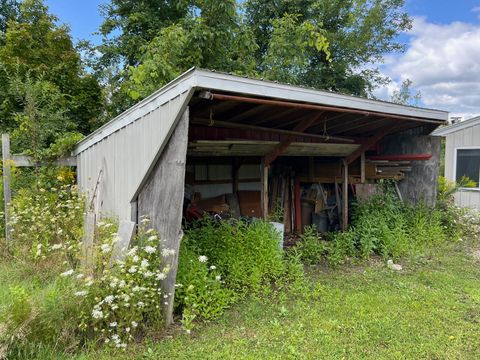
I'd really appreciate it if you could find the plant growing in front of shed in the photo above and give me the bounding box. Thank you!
[175,241,235,331]
[71,219,173,349]
[293,225,327,265]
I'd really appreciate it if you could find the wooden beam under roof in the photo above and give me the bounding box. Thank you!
[191,117,355,143]
[264,114,323,166]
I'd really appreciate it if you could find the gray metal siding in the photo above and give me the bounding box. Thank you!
[445,123,480,209]
[77,92,190,220]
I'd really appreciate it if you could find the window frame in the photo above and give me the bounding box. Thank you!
[454,146,480,191]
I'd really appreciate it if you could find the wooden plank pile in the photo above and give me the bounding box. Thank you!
[365,160,412,180]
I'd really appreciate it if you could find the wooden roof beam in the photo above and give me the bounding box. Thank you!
[264,114,323,167]
[191,117,355,143]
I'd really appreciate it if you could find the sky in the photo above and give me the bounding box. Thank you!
[45,0,480,120]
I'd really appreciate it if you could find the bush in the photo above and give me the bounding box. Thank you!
[175,242,235,331]
[324,182,461,265]
[183,218,286,294]
[175,218,302,329]
[9,174,83,265]
[294,225,327,265]
[72,219,173,349]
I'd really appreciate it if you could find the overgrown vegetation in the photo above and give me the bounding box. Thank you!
[294,180,478,267]
[175,218,303,330]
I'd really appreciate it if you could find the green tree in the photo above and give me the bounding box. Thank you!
[0,0,103,137]
[98,0,192,68]
[244,0,411,95]
[0,0,19,37]
[390,79,421,106]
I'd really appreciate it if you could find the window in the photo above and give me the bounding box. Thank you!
[456,148,480,188]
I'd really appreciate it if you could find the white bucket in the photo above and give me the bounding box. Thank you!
[270,222,285,250]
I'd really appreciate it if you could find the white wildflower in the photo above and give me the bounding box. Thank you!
[109,322,117,327]
[128,266,137,273]
[156,273,167,280]
[198,255,208,263]
[125,327,130,333]
[51,244,62,250]
[209,265,216,270]
[74,291,88,297]
[76,273,84,279]
[215,275,221,281]
[92,310,104,319]
[144,245,156,254]
[100,243,112,253]
[60,269,74,277]
[147,235,157,242]
[137,301,145,308]
[104,295,114,304]
[131,321,138,328]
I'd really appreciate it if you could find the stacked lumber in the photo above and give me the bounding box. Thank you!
[366,160,412,180]
[268,170,296,233]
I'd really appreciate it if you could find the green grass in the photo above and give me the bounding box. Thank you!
[3,242,480,359]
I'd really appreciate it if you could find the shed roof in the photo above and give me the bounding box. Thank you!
[74,68,448,155]
[432,116,480,136]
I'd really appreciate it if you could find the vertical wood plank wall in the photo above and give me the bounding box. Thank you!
[445,124,480,209]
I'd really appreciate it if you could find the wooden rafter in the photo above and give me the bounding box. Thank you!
[264,114,324,166]
[191,117,355,143]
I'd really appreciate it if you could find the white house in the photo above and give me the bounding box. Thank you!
[433,116,480,209]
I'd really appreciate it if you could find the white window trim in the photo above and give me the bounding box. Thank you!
[454,146,480,192]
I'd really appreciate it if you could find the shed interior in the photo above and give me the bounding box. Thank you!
[182,89,444,236]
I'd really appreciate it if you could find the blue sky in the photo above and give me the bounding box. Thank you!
[45,0,480,119]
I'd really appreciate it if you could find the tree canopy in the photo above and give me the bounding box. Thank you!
[96,0,411,112]
[0,0,103,155]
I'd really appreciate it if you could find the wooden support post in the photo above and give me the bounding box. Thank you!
[342,161,349,231]
[294,178,302,233]
[360,151,366,184]
[2,134,12,243]
[261,159,269,219]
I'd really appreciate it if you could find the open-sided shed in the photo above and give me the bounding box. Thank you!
[73,68,448,323]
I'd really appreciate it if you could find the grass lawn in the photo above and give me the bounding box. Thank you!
[2,241,479,359]
[73,242,480,360]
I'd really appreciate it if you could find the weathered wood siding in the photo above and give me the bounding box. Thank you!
[445,123,480,209]
[137,109,189,324]
[76,92,191,220]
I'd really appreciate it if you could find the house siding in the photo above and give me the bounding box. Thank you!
[444,123,480,210]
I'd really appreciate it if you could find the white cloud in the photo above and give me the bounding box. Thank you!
[375,17,480,121]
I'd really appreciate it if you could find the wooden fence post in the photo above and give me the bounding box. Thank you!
[2,134,12,243]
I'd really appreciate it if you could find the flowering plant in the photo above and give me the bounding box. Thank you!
[9,180,84,267]
[69,218,172,348]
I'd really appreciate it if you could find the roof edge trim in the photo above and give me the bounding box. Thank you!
[432,116,480,136]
